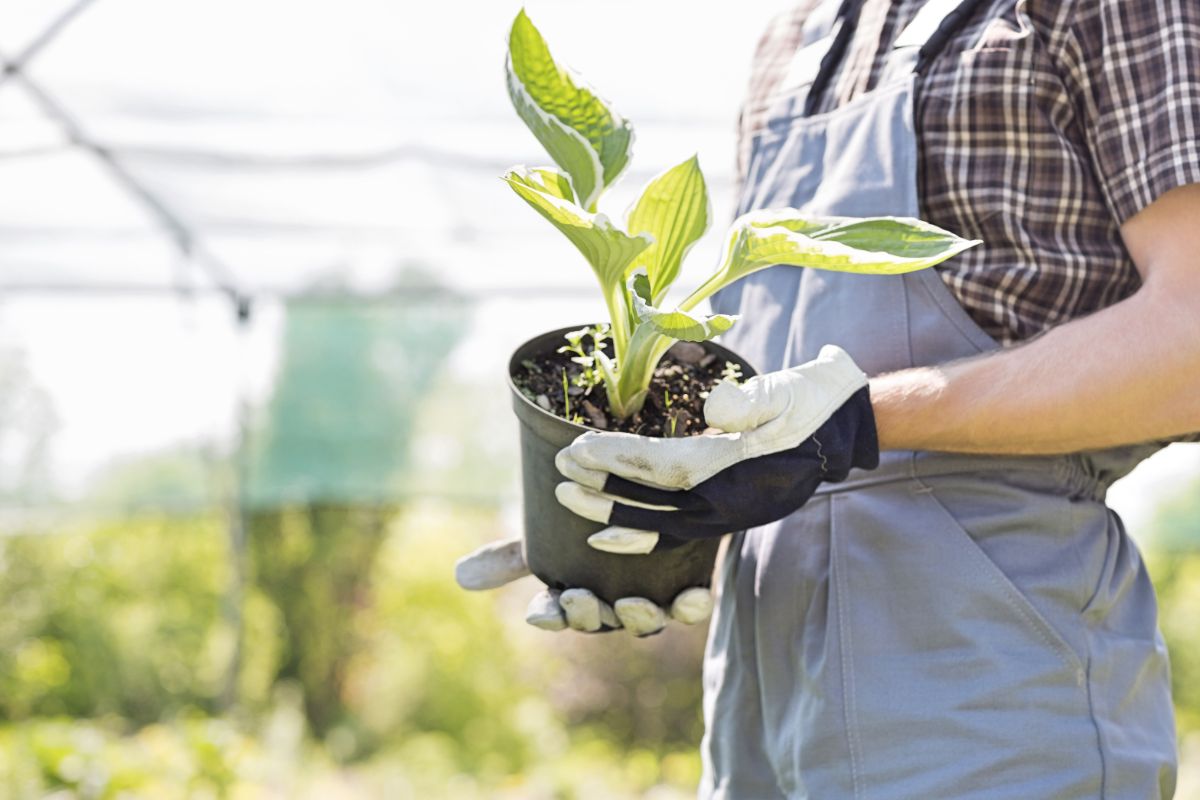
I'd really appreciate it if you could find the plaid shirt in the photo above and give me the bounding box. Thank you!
[739,0,1200,346]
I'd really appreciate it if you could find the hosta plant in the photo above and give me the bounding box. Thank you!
[505,10,977,420]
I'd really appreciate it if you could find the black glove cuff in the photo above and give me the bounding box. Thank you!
[849,384,880,471]
[812,385,880,482]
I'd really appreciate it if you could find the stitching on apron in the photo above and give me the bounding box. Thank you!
[832,499,866,799]
[1083,654,1109,799]
[914,268,998,354]
[913,474,1086,675]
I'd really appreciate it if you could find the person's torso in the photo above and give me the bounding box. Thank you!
[737,0,1144,346]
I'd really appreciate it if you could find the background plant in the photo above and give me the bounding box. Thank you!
[504,10,979,419]
[244,280,466,737]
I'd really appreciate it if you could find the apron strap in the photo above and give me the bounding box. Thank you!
[803,0,868,116]
[803,0,990,116]
[892,0,994,73]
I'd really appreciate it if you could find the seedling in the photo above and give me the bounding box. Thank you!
[720,361,743,385]
[665,389,679,437]
[505,11,978,420]
[556,324,609,394]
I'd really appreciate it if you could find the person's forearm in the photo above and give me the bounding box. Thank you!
[870,275,1200,454]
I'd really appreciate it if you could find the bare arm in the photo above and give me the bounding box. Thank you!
[871,183,1200,454]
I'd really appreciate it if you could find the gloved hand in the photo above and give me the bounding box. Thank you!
[455,537,714,636]
[555,345,879,555]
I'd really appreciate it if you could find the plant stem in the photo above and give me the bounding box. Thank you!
[604,284,631,364]
[678,268,728,312]
[609,324,674,419]
[562,368,571,421]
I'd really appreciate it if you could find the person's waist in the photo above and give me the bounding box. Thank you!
[812,449,1108,500]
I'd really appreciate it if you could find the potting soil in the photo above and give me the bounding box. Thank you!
[512,341,734,437]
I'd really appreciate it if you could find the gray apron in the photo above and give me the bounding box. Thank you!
[700,0,1178,797]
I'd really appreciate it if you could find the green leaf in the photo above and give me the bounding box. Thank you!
[507,11,633,208]
[682,211,980,310]
[507,67,601,211]
[626,155,710,302]
[504,167,651,287]
[630,270,653,304]
[631,280,737,343]
[515,166,576,202]
[638,308,736,342]
[737,210,980,273]
[747,212,978,261]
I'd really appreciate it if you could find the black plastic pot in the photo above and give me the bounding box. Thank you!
[508,324,757,607]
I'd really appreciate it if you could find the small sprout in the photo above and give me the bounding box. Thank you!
[664,389,679,436]
[558,324,611,394]
[721,361,743,385]
[588,323,611,354]
[562,326,590,347]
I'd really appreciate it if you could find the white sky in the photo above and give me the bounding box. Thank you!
[0,0,1195,534]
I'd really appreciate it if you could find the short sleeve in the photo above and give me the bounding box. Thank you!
[1055,0,1200,223]
[735,6,812,192]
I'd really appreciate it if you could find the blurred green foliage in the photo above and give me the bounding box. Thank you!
[1144,474,1200,736]
[0,716,253,800]
[0,505,707,798]
[1154,551,1200,734]
[0,516,230,722]
[246,504,391,736]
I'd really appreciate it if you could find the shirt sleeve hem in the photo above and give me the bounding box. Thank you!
[1105,139,1200,225]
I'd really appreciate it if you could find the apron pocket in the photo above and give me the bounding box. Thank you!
[831,483,1100,795]
[917,484,1086,677]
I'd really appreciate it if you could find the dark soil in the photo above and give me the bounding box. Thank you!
[512,340,736,437]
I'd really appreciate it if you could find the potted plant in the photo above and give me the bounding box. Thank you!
[504,10,976,606]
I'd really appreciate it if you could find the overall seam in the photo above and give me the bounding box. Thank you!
[832,496,866,799]
[1083,648,1109,799]
[746,533,779,800]
[915,267,998,354]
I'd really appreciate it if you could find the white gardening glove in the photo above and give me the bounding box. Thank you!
[554,345,876,555]
[454,537,714,637]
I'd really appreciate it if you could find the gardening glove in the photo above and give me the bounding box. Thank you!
[454,537,713,636]
[554,345,878,555]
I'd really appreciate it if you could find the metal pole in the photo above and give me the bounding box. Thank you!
[219,294,253,710]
